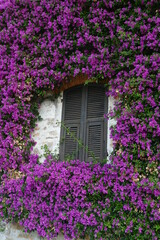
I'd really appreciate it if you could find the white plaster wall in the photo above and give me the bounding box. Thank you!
[32,94,63,162]
[107,96,116,161]
[32,94,116,163]
[1,95,116,240]
[0,222,64,240]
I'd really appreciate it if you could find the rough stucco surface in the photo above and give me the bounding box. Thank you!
[32,95,116,162]
[0,222,64,240]
[32,94,63,162]
[0,95,116,240]
[107,96,116,160]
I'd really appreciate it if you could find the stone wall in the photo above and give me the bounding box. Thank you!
[1,92,116,240]
[0,222,64,240]
[32,94,116,162]
[107,96,116,160]
[32,94,63,162]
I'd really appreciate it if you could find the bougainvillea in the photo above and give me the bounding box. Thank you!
[0,0,160,239]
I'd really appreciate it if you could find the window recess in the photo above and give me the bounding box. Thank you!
[60,84,108,162]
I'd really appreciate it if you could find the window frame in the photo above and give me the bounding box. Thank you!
[60,83,108,162]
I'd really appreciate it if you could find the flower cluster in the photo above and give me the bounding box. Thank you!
[0,0,160,239]
[0,159,159,240]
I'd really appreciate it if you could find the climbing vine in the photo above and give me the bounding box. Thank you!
[0,0,160,239]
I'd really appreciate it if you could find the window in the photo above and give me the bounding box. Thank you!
[60,84,108,162]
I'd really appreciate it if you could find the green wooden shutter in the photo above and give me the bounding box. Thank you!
[60,86,82,160]
[85,85,107,161]
[63,125,80,159]
[64,87,82,121]
[87,85,105,119]
[60,84,107,162]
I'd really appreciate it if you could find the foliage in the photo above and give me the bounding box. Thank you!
[0,0,160,239]
[0,159,159,240]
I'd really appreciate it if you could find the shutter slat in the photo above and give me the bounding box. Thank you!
[87,86,105,118]
[86,122,103,161]
[65,87,82,120]
[64,126,79,159]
